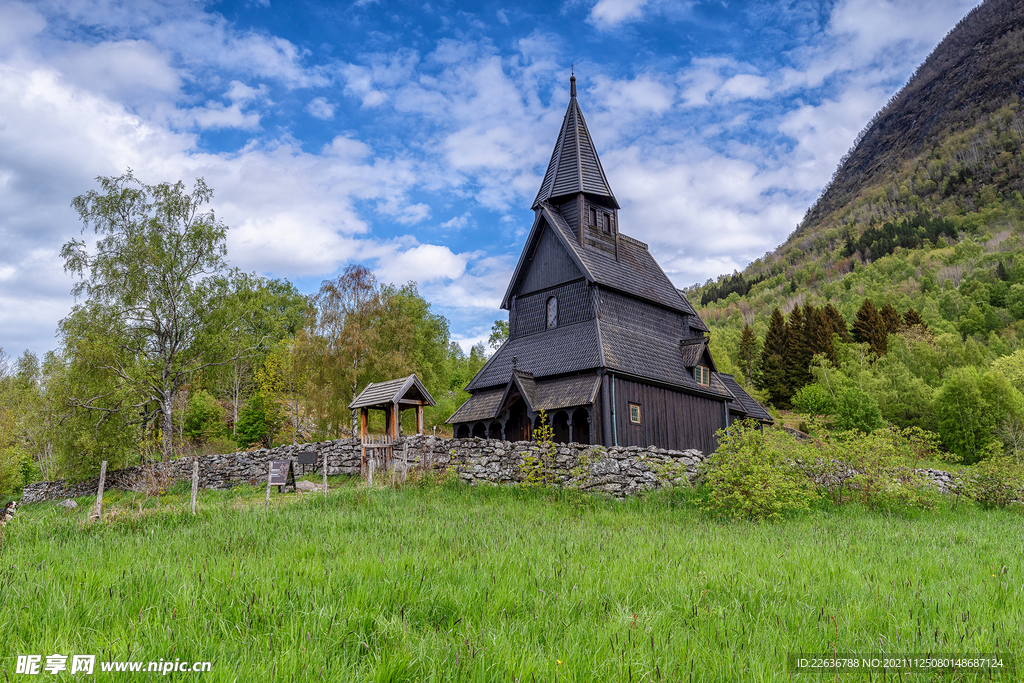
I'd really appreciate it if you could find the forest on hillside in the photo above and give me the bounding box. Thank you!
[0,173,502,493]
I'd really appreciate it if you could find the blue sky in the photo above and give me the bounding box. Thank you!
[0,0,981,357]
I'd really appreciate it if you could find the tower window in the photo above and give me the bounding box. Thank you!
[629,403,641,424]
[589,207,597,226]
[546,296,558,329]
[603,212,612,233]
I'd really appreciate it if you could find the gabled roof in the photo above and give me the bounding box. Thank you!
[717,374,773,423]
[542,205,699,315]
[447,373,604,424]
[349,374,436,409]
[467,319,602,391]
[533,76,618,209]
[600,323,732,400]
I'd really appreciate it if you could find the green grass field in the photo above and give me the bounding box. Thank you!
[1,479,1021,681]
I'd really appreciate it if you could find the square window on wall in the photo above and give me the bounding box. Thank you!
[629,403,641,424]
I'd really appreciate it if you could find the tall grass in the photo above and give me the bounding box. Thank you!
[2,481,1021,681]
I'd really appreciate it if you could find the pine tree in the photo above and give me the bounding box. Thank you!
[880,303,902,336]
[757,308,792,407]
[804,303,837,365]
[738,324,759,387]
[823,303,851,342]
[853,299,887,356]
[786,306,812,390]
[903,308,927,329]
[997,260,1009,281]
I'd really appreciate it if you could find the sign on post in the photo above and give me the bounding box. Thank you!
[296,450,317,475]
[268,459,296,493]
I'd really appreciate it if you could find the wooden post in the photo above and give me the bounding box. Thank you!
[416,405,424,435]
[190,460,199,516]
[368,457,374,488]
[93,460,107,521]
[359,408,368,440]
[392,403,400,440]
[402,439,409,483]
[265,464,273,510]
[322,451,327,500]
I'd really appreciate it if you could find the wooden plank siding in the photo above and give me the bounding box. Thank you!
[603,376,726,453]
[519,225,582,294]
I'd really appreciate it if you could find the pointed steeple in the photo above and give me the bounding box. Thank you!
[533,75,619,210]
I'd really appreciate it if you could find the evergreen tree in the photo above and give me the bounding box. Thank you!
[853,299,888,356]
[737,324,759,387]
[756,308,792,407]
[786,306,813,390]
[997,260,1009,281]
[804,303,837,365]
[903,308,927,329]
[880,303,902,337]
[823,303,851,342]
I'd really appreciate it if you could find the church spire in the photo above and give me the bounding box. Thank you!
[532,75,619,210]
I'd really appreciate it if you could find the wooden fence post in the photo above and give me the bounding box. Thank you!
[368,457,374,488]
[265,464,273,510]
[93,460,107,521]
[190,460,199,516]
[322,451,327,500]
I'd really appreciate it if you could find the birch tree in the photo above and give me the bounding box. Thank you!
[60,170,250,462]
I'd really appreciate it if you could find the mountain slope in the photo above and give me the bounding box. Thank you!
[804,0,1024,231]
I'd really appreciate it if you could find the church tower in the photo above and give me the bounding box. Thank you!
[448,76,771,450]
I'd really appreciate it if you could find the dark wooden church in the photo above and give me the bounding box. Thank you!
[448,76,771,452]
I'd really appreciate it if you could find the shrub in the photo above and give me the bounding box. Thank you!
[835,386,884,432]
[235,393,283,448]
[955,444,1024,507]
[0,445,27,494]
[183,390,225,443]
[792,383,836,424]
[698,421,819,521]
[816,426,942,510]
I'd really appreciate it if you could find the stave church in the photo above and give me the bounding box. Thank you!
[447,76,771,452]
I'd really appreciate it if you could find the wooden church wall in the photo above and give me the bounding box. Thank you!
[609,377,725,453]
[519,225,581,295]
[511,279,593,337]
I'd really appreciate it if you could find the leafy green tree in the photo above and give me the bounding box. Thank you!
[488,320,509,350]
[60,171,258,461]
[932,367,1024,463]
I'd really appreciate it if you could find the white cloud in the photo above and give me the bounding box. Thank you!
[306,96,335,120]
[588,0,649,28]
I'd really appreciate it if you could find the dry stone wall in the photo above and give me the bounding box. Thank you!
[19,436,965,505]
[20,437,706,503]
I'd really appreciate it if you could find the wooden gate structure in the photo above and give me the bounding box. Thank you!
[349,374,436,440]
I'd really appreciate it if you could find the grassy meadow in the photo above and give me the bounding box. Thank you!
[1,479,1021,682]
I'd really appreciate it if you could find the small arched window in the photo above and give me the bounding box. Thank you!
[546,296,558,329]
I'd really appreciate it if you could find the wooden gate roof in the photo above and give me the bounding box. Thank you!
[349,374,436,410]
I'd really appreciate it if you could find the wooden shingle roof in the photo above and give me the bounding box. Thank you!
[717,374,773,423]
[349,374,436,409]
[533,76,618,209]
[447,373,603,424]
[466,320,602,391]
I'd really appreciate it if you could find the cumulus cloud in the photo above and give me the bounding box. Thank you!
[306,96,335,119]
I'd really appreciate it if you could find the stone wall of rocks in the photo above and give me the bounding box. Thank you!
[19,435,966,505]
[20,437,706,503]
